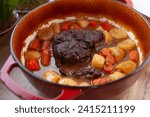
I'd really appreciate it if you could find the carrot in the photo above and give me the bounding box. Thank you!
[103,63,114,73]
[61,21,72,30]
[89,20,99,28]
[101,21,113,31]
[129,50,139,62]
[101,48,111,57]
[91,77,109,85]
[41,49,51,66]
[40,41,50,51]
[105,55,116,65]
[28,38,40,50]
[26,58,40,71]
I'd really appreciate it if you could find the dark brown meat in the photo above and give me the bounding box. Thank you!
[52,29,104,79]
[53,30,103,66]
[60,67,102,79]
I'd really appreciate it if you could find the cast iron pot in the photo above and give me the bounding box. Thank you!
[1,0,150,100]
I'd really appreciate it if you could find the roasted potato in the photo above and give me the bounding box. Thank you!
[79,82,90,86]
[24,51,41,60]
[38,27,54,41]
[51,23,60,34]
[109,71,125,81]
[115,60,137,74]
[58,78,78,86]
[110,28,128,39]
[77,19,89,28]
[109,47,125,62]
[103,30,113,44]
[117,39,136,50]
[42,70,62,83]
[91,54,105,70]
[96,26,104,31]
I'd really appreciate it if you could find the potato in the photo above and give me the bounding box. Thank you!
[117,39,136,50]
[91,54,105,70]
[115,60,137,74]
[51,23,60,34]
[77,19,89,28]
[58,78,78,86]
[110,28,128,39]
[79,82,90,86]
[24,51,41,60]
[109,71,125,81]
[96,26,104,31]
[38,27,54,41]
[42,70,61,83]
[103,30,113,44]
[109,47,125,62]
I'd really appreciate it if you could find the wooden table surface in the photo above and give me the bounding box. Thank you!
[0,15,150,100]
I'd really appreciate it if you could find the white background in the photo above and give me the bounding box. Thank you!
[133,0,150,16]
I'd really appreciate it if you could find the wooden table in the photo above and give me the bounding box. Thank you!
[0,27,150,100]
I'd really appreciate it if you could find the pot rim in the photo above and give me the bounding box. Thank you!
[10,0,150,89]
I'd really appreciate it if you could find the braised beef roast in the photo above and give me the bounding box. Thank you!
[52,30,104,79]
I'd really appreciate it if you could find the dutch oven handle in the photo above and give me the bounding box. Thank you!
[0,56,81,100]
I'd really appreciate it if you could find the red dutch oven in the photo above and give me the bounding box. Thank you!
[0,0,150,100]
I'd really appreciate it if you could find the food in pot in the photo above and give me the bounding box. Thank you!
[21,17,143,86]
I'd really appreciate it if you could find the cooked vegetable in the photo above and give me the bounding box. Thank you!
[91,54,105,70]
[109,71,125,81]
[70,23,80,30]
[40,41,50,51]
[79,82,90,86]
[77,19,89,28]
[38,27,54,41]
[24,51,41,60]
[103,63,114,73]
[96,26,104,31]
[91,77,109,85]
[41,49,51,66]
[117,39,136,50]
[51,23,60,34]
[61,21,72,30]
[110,28,128,39]
[26,58,40,71]
[42,70,61,83]
[89,20,99,28]
[101,48,111,57]
[101,21,113,31]
[103,30,113,44]
[109,47,125,62]
[58,78,78,86]
[129,50,139,62]
[105,55,116,65]
[28,38,40,50]
[115,60,137,74]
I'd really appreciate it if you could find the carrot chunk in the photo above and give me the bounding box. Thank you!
[105,55,116,65]
[89,20,99,28]
[101,21,113,31]
[26,58,40,71]
[91,77,109,85]
[61,21,72,30]
[41,49,51,66]
[129,50,139,62]
[40,41,50,51]
[28,38,40,50]
[103,63,114,73]
[101,48,111,57]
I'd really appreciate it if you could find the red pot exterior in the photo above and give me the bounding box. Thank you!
[10,0,150,99]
